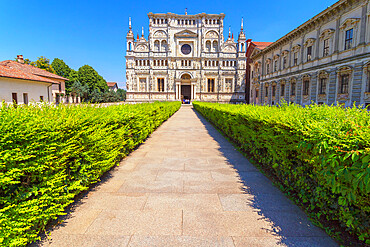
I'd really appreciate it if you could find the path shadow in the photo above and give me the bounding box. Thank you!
[191,108,338,247]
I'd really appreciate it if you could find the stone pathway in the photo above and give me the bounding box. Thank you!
[35,106,338,247]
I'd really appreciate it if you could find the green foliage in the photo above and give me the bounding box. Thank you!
[69,81,89,101]
[0,102,181,246]
[30,56,55,74]
[116,88,126,101]
[78,65,108,93]
[193,102,370,245]
[51,58,71,78]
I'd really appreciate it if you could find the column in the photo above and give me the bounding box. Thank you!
[359,4,368,45]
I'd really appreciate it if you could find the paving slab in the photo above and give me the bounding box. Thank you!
[36,106,338,247]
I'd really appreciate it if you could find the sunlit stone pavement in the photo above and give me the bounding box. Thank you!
[33,105,338,247]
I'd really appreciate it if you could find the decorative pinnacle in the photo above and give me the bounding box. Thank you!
[241,17,243,31]
[185,8,188,15]
[141,26,144,37]
[228,26,231,38]
[129,17,132,29]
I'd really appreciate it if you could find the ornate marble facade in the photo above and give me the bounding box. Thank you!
[249,0,370,108]
[125,12,247,103]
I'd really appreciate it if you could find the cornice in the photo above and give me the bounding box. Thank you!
[252,0,365,59]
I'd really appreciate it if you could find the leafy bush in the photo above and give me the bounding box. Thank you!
[193,101,370,244]
[0,102,180,246]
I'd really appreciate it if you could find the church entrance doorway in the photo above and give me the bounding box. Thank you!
[180,73,192,103]
[181,85,191,101]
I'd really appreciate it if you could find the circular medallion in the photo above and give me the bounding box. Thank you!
[181,44,192,55]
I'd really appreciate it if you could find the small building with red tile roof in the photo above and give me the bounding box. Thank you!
[0,55,68,104]
[107,82,118,92]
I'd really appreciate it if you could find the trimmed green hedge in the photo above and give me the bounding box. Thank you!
[193,102,370,244]
[0,102,180,246]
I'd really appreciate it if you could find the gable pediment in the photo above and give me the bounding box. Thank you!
[175,30,198,38]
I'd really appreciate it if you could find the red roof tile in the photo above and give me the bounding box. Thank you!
[252,42,273,50]
[107,82,118,87]
[0,60,68,84]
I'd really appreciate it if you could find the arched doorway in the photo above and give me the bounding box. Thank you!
[181,73,191,103]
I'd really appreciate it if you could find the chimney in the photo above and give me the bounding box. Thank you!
[17,55,24,64]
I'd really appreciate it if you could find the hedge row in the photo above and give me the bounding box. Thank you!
[193,102,370,245]
[0,102,181,246]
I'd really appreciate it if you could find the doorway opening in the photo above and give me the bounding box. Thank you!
[181,74,191,104]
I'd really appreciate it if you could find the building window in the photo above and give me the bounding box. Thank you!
[272,85,276,97]
[291,82,296,96]
[208,79,215,92]
[12,93,17,104]
[255,89,259,98]
[367,71,370,92]
[157,78,164,92]
[266,63,270,74]
[319,78,327,94]
[274,60,278,72]
[225,78,232,93]
[40,96,44,102]
[281,84,285,96]
[323,39,329,57]
[23,93,28,105]
[345,29,353,50]
[339,74,349,94]
[265,86,268,97]
[139,78,146,92]
[307,46,312,61]
[303,80,310,96]
[293,52,298,66]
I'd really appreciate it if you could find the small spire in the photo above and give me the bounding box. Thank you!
[228,26,231,38]
[129,17,132,30]
[241,17,243,31]
[232,33,234,39]
[141,27,144,37]
[185,8,188,15]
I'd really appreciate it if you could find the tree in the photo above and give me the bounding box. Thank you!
[116,88,126,101]
[31,56,55,73]
[90,88,103,103]
[51,58,71,78]
[69,81,89,102]
[78,65,108,93]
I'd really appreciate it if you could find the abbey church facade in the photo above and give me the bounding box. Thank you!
[125,12,247,103]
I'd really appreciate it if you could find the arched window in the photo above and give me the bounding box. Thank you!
[240,43,244,52]
[161,40,167,52]
[206,41,211,52]
[128,42,132,51]
[303,77,310,96]
[212,41,218,52]
[154,40,160,52]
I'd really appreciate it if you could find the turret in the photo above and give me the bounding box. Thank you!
[238,18,246,52]
[126,17,134,51]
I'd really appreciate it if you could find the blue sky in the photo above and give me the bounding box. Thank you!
[0,0,338,89]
